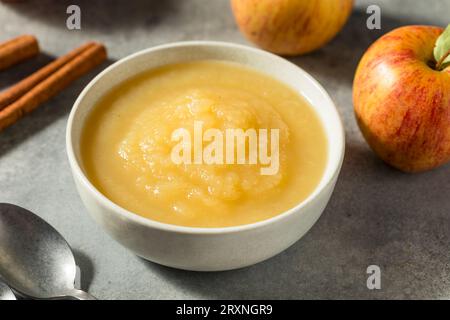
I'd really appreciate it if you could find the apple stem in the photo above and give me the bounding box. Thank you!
[436,49,450,70]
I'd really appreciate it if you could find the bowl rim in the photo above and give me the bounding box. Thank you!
[66,40,345,235]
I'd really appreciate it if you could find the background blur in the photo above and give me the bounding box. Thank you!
[0,0,449,299]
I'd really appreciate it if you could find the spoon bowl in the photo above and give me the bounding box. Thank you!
[0,203,95,300]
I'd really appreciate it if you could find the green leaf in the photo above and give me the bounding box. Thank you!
[434,24,450,70]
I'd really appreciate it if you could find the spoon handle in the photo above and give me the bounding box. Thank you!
[67,289,97,300]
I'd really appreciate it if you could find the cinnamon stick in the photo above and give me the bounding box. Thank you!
[0,42,107,132]
[0,35,39,71]
[0,42,95,111]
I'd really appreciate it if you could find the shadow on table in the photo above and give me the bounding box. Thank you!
[0,53,54,92]
[2,0,178,31]
[0,57,114,158]
[141,139,450,299]
[73,249,95,292]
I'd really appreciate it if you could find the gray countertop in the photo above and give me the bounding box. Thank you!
[1,0,449,300]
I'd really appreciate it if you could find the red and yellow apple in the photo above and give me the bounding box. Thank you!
[231,0,354,56]
[353,25,450,172]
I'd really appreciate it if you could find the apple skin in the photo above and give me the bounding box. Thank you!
[353,25,450,173]
[231,0,354,56]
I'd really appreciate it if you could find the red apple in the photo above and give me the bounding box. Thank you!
[231,0,354,56]
[353,25,450,172]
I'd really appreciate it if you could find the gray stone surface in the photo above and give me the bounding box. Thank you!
[0,0,449,300]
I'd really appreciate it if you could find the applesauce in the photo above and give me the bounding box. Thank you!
[81,60,327,228]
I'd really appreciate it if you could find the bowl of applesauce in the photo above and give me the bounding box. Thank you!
[66,41,345,271]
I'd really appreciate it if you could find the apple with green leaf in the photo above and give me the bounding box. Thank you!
[353,25,450,172]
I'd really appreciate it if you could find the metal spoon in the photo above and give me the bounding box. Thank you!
[0,279,16,300]
[0,203,96,300]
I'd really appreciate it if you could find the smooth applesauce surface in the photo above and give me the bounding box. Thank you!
[81,60,327,227]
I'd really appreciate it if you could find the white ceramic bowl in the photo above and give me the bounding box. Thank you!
[66,41,345,271]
